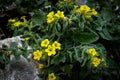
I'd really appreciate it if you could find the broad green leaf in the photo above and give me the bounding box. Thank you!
[31,10,46,26]
[73,27,99,44]
[99,27,112,40]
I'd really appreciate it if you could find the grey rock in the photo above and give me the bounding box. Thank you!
[0,56,42,80]
[0,36,23,48]
[0,36,42,80]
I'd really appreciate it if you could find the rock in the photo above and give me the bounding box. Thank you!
[0,57,41,80]
[0,36,42,80]
[0,36,23,48]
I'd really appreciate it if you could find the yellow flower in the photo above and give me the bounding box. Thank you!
[91,57,101,67]
[48,73,56,80]
[21,16,26,20]
[13,21,22,27]
[47,17,55,24]
[8,18,16,23]
[45,45,56,56]
[46,10,65,23]
[33,50,42,61]
[87,48,99,57]
[24,37,30,41]
[76,5,98,19]
[47,11,54,18]
[79,5,91,14]
[91,9,98,15]
[38,64,44,69]
[52,41,61,50]
[41,39,50,47]
[47,11,55,23]
[55,10,65,19]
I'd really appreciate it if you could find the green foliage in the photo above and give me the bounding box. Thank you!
[31,10,46,26]
[0,45,11,69]
[0,41,31,69]
[86,0,120,41]
[1,0,120,80]
[73,27,99,43]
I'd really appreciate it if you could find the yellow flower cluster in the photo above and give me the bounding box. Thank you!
[48,73,56,80]
[47,11,55,24]
[8,18,22,27]
[47,10,65,24]
[91,57,104,67]
[41,39,61,56]
[87,48,105,67]
[13,21,23,27]
[8,18,16,23]
[87,48,99,57]
[8,16,26,27]
[33,39,61,61]
[75,5,98,19]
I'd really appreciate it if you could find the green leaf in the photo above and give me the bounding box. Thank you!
[73,27,99,44]
[74,47,80,61]
[63,64,73,74]
[67,50,74,62]
[51,53,66,65]
[99,27,112,40]
[31,9,46,26]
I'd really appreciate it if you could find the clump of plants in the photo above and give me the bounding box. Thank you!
[0,0,120,80]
